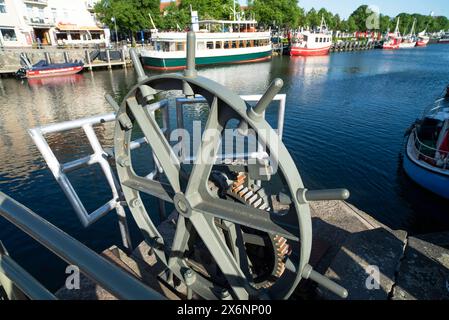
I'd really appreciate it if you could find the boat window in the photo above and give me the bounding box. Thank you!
[162,42,170,52]
[315,37,318,43]
[206,41,214,49]
[231,41,237,48]
[246,40,252,47]
[215,41,222,49]
[197,41,205,50]
[239,40,244,48]
[224,41,230,49]
[176,42,184,51]
[417,118,444,158]
[254,40,259,46]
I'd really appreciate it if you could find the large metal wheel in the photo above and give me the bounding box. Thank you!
[114,73,312,300]
[113,36,348,300]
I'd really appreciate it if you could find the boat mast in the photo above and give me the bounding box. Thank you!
[394,17,400,37]
[410,18,416,37]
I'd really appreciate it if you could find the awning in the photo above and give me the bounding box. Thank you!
[56,24,103,32]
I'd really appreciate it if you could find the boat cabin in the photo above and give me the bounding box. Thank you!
[414,99,449,168]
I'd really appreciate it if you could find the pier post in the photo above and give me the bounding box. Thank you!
[106,50,111,69]
[44,52,51,64]
[85,50,92,71]
[63,52,69,63]
[121,48,126,68]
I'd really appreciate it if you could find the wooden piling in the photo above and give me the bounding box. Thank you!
[85,49,92,71]
[106,50,111,69]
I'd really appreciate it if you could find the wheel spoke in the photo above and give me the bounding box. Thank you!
[168,215,191,267]
[194,197,299,242]
[189,211,251,300]
[127,97,181,193]
[121,174,174,203]
[185,96,223,199]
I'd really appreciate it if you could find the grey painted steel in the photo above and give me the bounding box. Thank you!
[184,32,197,78]
[0,241,28,300]
[304,189,350,202]
[251,78,284,118]
[105,93,120,112]
[130,48,146,82]
[302,264,348,298]
[112,33,348,300]
[114,58,308,300]
[0,253,56,300]
[0,191,165,300]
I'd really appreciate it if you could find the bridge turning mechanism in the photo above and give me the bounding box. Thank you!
[113,32,349,300]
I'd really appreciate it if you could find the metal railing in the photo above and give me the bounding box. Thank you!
[28,94,286,242]
[28,99,170,252]
[0,192,164,300]
[411,130,449,170]
[421,97,449,118]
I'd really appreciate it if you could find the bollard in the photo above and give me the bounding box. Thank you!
[184,32,197,78]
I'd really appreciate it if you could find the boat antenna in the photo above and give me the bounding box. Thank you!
[148,13,157,31]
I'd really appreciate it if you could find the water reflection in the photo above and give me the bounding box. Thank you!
[1,46,449,290]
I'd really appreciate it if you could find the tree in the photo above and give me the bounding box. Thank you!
[160,2,190,30]
[250,0,304,28]
[179,0,237,21]
[305,8,320,29]
[94,0,160,43]
[348,5,371,31]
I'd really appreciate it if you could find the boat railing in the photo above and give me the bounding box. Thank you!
[422,97,449,117]
[411,130,449,170]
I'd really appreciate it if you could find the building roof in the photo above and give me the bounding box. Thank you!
[160,0,180,11]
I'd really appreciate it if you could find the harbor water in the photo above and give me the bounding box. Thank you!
[1,45,449,291]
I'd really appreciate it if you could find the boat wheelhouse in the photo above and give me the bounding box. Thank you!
[140,19,272,71]
[416,30,430,47]
[290,17,332,56]
[404,87,449,199]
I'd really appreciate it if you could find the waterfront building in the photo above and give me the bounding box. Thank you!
[0,0,107,47]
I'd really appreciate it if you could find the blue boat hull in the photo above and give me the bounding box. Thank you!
[403,152,449,199]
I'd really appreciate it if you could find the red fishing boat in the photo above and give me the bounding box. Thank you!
[290,17,332,57]
[383,17,401,50]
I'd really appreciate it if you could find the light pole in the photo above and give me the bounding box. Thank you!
[111,17,118,48]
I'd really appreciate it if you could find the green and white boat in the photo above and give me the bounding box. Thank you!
[141,14,272,71]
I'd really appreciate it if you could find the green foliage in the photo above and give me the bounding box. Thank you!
[94,0,159,32]
[251,0,304,28]
[94,0,449,34]
[179,0,237,21]
[160,2,190,30]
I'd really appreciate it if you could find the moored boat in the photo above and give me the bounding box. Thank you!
[140,12,271,71]
[416,30,430,47]
[383,18,402,50]
[439,32,449,43]
[16,60,84,79]
[399,18,417,49]
[403,86,449,199]
[290,16,332,56]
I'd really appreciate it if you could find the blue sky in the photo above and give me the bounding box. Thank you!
[296,0,448,19]
[162,1,449,19]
